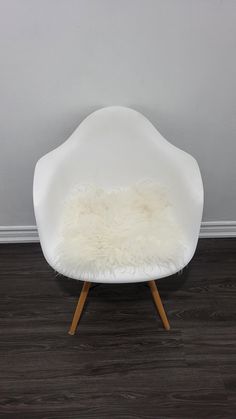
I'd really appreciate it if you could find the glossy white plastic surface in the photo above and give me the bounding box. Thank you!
[33,106,203,283]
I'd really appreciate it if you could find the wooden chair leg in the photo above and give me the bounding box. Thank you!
[68,281,91,335]
[148,280,170,330]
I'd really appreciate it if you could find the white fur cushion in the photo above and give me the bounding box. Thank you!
[54,181,187,279]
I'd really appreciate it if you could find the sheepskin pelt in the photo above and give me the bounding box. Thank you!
[54,181,187,279]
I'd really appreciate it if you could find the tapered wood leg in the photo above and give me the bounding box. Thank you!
[148,280,170,330]
[68,281,91,335]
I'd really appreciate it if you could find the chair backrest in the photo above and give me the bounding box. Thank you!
[52,106,192,188]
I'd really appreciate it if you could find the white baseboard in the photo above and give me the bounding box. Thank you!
[0,221,236,243]
[200,221,236,238]
[0,226,39,243]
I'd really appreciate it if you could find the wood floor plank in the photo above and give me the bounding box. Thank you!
[0,239,236,418]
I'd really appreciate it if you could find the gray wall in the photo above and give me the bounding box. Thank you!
[0,0,236,226]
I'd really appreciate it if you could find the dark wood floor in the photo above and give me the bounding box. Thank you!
[0,239,236,418]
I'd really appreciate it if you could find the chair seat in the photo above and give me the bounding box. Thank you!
[52,181,190,282]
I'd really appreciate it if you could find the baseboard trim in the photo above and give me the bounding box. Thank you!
[0,226,39,243]
[200,221,236,238]
[0,221,236,243]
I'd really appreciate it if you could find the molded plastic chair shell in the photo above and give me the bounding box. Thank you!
[33,106,203,283]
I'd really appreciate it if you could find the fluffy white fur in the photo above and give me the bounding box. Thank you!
[54,181,187,279]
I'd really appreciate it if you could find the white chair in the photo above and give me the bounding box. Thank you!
[33,106,203,334]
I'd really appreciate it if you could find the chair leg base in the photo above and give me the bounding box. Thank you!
[148,280,170,330]
[68,280,170,335]
[68,281,91,335]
